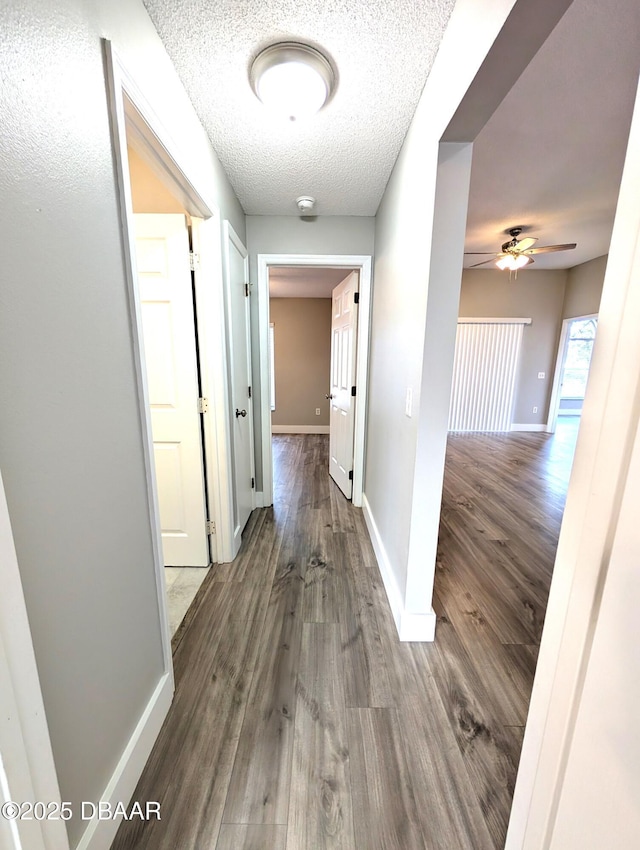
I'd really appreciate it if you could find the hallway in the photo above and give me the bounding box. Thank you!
[112,429,575,850]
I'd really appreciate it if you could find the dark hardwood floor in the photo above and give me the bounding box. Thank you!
[111,422,578,850]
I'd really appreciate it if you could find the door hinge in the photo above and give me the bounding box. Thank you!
[354,291,360,304]
[351,386,357,397]
[198,397,209,414]
[348,470,353,481]
[244,282,250,297]
[189,251,200,271]
[251,477,255,489]
[206,520,216,535]
[248,385,252,398]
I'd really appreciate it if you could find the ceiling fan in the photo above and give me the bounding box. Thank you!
[466,226,577,272]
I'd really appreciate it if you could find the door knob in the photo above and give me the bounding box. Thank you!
[235,408,247,418]
[325,394,334,400]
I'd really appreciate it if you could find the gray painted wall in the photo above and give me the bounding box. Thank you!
[246,215,375,489]
[459,268,567,425]
[0,0,244,845]
[563,254,607,319]
[363,0,567,622]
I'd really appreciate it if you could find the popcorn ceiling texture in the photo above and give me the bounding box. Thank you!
[142,0,456,215]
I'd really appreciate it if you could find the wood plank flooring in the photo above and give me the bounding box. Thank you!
[111,423,577,850]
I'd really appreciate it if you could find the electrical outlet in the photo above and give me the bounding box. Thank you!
[405,387,413,417]
[315,408,321,416]
[538,372,545,379]
[533,406,538,414]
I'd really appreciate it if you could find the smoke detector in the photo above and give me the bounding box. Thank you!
[296,196,316,214]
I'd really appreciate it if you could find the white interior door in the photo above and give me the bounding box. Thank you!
[134,214,209,567]
[329,271,359,498]
[224,223,255,548]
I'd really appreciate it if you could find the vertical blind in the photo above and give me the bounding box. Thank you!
[448,318,531,432]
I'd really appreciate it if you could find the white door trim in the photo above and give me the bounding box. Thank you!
[0,469,70,850]
[190,217,236,563]
[105,38,236,572]
[97,38,235,850]
[257,253,372,507]
[546,313,598,433]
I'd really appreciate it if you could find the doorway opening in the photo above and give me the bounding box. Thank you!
[257,254,372,508]
[126,149,212,635]
[430,0,640,842]
[105,42,239,659]
[547,314,598,432]
[269,266,359,499]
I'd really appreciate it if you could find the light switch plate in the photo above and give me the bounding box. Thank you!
[405,387,413,417]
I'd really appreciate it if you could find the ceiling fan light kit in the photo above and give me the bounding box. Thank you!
[465,225,577,276]
[250,42,336,121]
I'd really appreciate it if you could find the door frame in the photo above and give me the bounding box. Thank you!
[257,253,373,507]
[546,313,598,433]
[105,41,237,635]
[223,222,256,555]
[0,469,70,850]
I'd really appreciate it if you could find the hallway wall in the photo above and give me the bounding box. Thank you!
[365,0,572,639]
[0,0,245,846]
[246,215,375,489]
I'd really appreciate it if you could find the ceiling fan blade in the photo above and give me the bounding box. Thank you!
[514,236,537,251]
[468,258,499,268]
[463,252,499,255]
[526,243,577,255]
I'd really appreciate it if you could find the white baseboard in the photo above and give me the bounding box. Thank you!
[362,495,436,642]
[511,424,547,432]
[271,425,330,434]
[76,672,173,850]
[255,491,264,508]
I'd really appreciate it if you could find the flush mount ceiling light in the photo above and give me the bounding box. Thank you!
[250,42,336,121]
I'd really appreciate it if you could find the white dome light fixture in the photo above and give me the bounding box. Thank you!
[250,42,336,121]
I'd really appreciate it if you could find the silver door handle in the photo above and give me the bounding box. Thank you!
[235,408,247,418]
[325,394,334,400]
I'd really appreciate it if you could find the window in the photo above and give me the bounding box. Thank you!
[562,317,597,399]
[269,323,275,411]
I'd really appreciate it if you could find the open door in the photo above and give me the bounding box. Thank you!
[134,214,209,567]
[328,271,359,498]
[223,222,255,550]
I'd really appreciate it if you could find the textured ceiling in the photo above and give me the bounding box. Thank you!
[464,0,640,269]
[269,266,352,298]
[142,0,456,215]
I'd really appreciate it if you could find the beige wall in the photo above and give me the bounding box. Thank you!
[459,268,567,425]
[563,254,607,319]
[128,145,187,213]
[270,298,332,429]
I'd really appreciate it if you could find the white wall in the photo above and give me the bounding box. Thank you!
[0,1,244,846]
[246,215,375,489]
[547,412,640,849]
[365,0,531,636]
